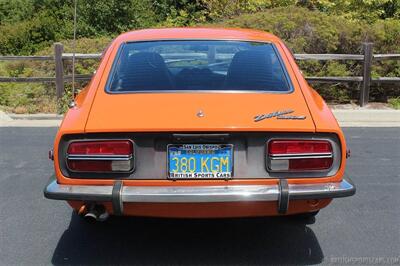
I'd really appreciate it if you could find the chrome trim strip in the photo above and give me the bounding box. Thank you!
[44,177,355,203]
[44,180,113,201]
[67,154,132,161]
[289,178,355,199]
[107,90,292,94]
[270,152,333,158]
[121,184,277,202]
[270,154,333,160]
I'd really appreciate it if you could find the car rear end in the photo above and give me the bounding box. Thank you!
[44,28,355,219]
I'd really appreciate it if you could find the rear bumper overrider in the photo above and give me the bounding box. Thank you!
[44,176,355,214]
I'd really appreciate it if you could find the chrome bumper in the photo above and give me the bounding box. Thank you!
[44,176,355,214]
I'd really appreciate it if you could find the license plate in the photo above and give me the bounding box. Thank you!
[167,144,233,179]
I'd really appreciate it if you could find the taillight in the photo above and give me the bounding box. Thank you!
[66,140,134,173]
[267,139,333,172]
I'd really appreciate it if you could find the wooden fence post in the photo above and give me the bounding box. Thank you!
[54,43,64,100]
[360,42,373,107]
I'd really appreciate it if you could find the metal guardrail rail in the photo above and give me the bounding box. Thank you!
[0,42,399,106]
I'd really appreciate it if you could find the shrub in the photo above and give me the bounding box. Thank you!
[216,6,399,103]
[388,97,400,109]
[0,37,113,113]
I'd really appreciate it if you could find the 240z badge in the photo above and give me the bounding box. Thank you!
[254,109,306,122]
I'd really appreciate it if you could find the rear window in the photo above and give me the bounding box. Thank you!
[106,40,292,93]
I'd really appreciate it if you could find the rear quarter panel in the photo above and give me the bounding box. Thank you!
[277,41,347,183]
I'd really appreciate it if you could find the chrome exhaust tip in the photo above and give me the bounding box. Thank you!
[84,212,98,222]
[81,204,109,222]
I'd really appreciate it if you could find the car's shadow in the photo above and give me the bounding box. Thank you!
[52,212,323,265]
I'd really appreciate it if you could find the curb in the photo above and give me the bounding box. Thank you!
[0,111,13,122]
[333,110,400,127]
[8,113,63,120]
[332,109,400,123]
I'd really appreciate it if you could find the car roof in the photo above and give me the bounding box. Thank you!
[114,27,281,44]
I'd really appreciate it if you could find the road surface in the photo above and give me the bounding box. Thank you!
[0,127,399,265]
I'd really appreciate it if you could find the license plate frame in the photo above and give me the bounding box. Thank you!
[167,144,234,179]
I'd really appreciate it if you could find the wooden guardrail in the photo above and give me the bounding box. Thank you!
[0,42,399,106]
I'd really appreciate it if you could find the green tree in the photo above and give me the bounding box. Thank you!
[0,0,34,25]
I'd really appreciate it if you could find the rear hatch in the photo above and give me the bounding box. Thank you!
[84,92,315,132]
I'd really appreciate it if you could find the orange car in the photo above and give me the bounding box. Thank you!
[44,28,355,221]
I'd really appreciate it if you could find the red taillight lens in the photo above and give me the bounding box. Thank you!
[289,158,333,171]
[66,140,134,173]
[68,160,113,172]
[67,140,133,155]
[268,140,332,155]
[268,139,333,172]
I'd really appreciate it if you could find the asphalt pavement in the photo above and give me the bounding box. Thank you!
[0,127,399,265]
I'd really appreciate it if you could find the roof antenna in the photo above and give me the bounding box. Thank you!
[69,0,78,108]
